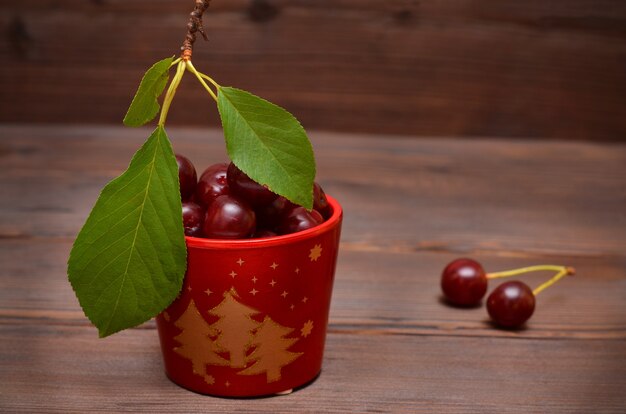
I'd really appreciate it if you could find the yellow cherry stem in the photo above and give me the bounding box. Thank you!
[185,60,219,102]
[532,266,575,296]
[487,265,567,279]
[158,61,186,126]
[487,264,575,296]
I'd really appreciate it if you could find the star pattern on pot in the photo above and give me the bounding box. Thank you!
[301,320,314,337]
[204,375,215,385]
[309,244,322,261]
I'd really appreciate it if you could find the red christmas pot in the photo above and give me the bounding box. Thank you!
[156,196,343,397]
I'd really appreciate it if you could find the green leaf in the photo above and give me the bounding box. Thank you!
[123,57,174,127]
[67,126,186,337]
[217,87,316,209]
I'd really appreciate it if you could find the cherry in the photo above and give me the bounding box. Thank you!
[309,209,324,224]
[313,182,331,219]
[441,258,488,306]
[277,207,324,235]
[487,281,535,328]
[194,163,229,207]
[175,154,197,200]
[254,229,278,238]
[202,195,256,239]
[255,196,293,229]
[487,266,574,328]
[182,201,205,237]
[227,163,277,208]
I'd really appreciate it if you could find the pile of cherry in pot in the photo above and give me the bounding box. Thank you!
[176,155,331,239]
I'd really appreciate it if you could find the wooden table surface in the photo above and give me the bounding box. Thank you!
[1,125,625,413]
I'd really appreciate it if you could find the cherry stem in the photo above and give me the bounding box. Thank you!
[487,265,567,279]
[158,61,186,126]
[197,71,221,90]
[532,267,575,296]
[180,0,211,61]
[185,60,218,102]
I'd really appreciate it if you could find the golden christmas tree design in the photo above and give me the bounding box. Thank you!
[172,285,308,384]
[238,316,303,383]
[173,300,229,384]
[208,288,261,368]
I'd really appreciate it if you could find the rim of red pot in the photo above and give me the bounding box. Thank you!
[185,195,343,250]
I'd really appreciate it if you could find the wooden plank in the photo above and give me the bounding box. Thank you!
[1,1,625,139]
[1,238,624,340]
[0,323,624,413]
[1,125,625,256]
[1,124,625,412]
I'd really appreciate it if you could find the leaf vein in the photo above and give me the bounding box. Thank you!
[100,131,161,335]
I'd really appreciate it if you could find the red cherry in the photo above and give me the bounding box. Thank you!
[487,281,536,328]
[182,201,204,237]
[277,207,323,235]
[227,163,277,208]
[313,182,331,218]
[194,163,229,207]
[255,196,293,229]
[202,195,256,239]
[441,258,488,306]
[309,209,324,224]
[175,154,197,200]
[254,229,278,238]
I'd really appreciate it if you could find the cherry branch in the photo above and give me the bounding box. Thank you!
[181,0,211,61]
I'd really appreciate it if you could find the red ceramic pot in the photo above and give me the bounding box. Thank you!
[156,196,342,397]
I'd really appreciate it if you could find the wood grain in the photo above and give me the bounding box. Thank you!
[1,1,625,140]
[1,238,624,340]
[1,324,625,413]
[1,125,625,255]
[0,125,625,412]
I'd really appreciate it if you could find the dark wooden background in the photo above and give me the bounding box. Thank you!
[1,0,626,141]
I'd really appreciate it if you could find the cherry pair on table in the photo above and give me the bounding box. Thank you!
[441,258,574,328]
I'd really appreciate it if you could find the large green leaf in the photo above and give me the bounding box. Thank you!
[217,87,316,209]
[68,126,186,337]
[123,57,174,127]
